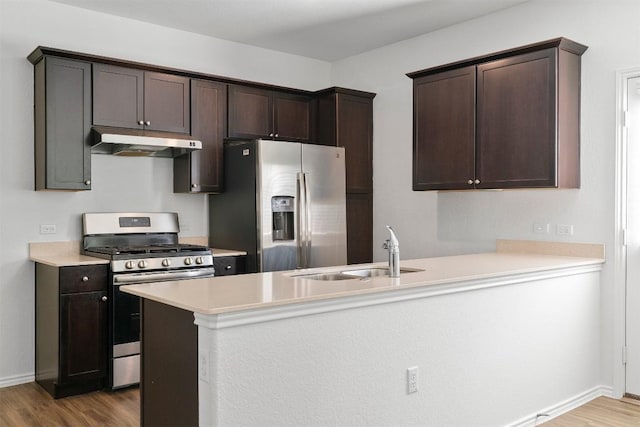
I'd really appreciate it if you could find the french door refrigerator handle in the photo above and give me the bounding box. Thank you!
[296,172,306,269]
[303,172,312,268]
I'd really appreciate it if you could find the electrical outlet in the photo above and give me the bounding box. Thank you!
[533,223,550,234]
[199,350,209,383]
[557,224,574,236]
[39,224,57,234]
[407,366,418,394]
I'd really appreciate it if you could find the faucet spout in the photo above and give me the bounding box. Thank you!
[385,226,400,278]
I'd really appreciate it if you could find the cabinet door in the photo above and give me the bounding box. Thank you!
[273,92,313,142]
[174,80,226,193]
[413,67,476,190]
[144,72,190,133]
[337,94,373,193]
[93,64,144,129]
[59,291,107,384]
[35,57,92,190]
[228,85,272,139]
[346,193,373,264]
[476,48,556,188]
[213,255,246,276]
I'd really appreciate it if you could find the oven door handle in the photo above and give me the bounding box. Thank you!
[113,268,216,284]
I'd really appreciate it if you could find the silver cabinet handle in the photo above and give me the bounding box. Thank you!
[467,179,473,185]
[192,184,198,188]
[269,133,274,137]
[137,120,144,125]
[101,296,108,302]
[225,265,232,270]
[145,120,151,126]
[274,134,279,138]
[82,276,89,282]
[474,179,480,184]
[84,180,91,185]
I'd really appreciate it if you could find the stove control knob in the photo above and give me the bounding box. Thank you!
[138,260,148,269]
[162,259,171,267]
[125,261,135,270]
[195,257,203,265]
[184,257,193,266]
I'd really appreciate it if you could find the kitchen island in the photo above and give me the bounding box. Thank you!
[122,240,605,426]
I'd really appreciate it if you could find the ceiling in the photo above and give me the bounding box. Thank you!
[50,0,529,61]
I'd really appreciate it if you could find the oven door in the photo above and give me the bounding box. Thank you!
[111,278,142,389]
[109,267,216,389]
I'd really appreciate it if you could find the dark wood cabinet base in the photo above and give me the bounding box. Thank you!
[141,299,198,427]
[36,378,105,399]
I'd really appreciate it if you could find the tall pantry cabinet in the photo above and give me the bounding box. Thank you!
[316,88,376,264]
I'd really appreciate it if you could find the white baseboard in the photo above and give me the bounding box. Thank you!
[0,373,35,388]
[508,385,613,427]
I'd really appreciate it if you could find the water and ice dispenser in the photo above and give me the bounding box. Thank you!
[271,196,294,241]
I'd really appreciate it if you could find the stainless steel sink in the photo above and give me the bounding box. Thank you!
[292,272,355,281]
[292,267,424,281]
[341,267,424,278]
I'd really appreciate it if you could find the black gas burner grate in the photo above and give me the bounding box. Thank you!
[86,243,209,257]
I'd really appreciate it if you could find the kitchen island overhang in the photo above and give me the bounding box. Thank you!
[123,240,605,426]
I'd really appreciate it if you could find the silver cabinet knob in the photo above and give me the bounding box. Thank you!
[225,265,232,270]
[192,184,198,189]
[82,276,89,282]
[84,180,91,185]
[145,120,151,126]
[138,120,144,125]
[101,296,108,302]
[474,179,480,184]
[274,134,278,138]
[269,133,274,137]
[468,180,473,185]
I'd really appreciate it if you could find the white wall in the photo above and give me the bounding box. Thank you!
[199,270,602,426]
[331,0,640,396]
[0,0,330,384]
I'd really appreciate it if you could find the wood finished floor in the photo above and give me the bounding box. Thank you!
[1,383,640,426]
[0,382,139,426]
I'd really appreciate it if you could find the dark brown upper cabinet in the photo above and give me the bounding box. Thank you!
[93,64,190,134]
[316,88,375,193]
[408,38,587,191]
[174,80,227,193]
[228,85,313,142]
[33,56,92,191]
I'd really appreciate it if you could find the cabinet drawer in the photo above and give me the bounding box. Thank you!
[60,265,108,294]
[214,256,246,276]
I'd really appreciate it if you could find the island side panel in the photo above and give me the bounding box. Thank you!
[141,299,198,427]
[197,270,601,426]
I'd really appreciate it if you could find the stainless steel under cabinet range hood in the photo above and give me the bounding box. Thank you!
[91,126,202,158]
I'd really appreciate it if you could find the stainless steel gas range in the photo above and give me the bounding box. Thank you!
[81,212,215,389]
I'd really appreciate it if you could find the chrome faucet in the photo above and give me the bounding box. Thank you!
[383,226,400,278]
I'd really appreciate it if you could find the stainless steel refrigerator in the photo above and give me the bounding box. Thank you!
[209,139,347,273]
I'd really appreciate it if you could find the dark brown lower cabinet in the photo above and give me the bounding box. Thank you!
[140,256,245,426]
[213,255,246,276]
[35,263,108,398]
[141,299,198,427]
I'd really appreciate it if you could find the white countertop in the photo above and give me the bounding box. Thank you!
[121,240,605,316]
